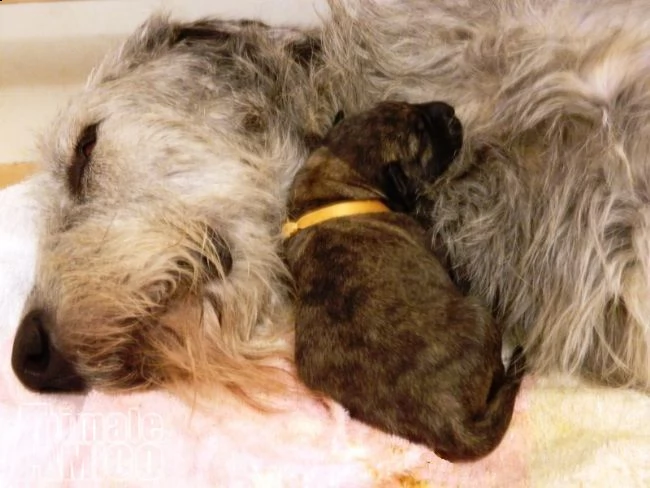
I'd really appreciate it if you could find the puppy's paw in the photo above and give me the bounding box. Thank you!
[507,346,527,380]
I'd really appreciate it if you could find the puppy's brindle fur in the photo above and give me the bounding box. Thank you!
[284,101,525,462]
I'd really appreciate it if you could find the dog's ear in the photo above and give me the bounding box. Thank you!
[91,16,245,84]
[172,23,235,46]
[286,35,323,67]
[383,162,418,212]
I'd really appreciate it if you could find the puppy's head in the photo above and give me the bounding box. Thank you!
[323,101,462,211]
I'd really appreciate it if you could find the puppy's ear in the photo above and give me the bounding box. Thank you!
[304,111,344,152]
[303,132,324,152]
[93,16,251,84]
[383,162,418,212]
[89,15,177,82]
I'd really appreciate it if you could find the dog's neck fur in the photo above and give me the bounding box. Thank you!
[287,147,387,219]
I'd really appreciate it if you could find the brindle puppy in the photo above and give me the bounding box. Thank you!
[284,101,525,462]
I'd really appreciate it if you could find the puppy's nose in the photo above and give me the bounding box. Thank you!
[420,100,456,120]
[11,310,87,393]
[419,101,462,137]
[417,101,463,156]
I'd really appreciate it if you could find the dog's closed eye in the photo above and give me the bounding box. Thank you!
[68,123,99,197]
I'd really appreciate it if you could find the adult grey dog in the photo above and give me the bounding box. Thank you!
[11,0,650,405]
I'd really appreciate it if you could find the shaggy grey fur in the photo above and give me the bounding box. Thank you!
[11,0,650,404]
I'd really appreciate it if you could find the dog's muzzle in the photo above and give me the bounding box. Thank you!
[282,200,391,238]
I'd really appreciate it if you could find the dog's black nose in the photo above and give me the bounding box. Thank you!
[11,310,87,393]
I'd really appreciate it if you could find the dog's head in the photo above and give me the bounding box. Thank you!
[10,15,319,404]
[322,101,463,211]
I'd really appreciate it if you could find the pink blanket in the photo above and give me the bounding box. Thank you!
[1,179,648,487]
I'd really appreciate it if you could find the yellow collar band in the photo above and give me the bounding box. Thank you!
[282,200,390,239]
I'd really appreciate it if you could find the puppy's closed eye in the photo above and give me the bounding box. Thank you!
[68,123,99,197]
[383,162,417,212]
